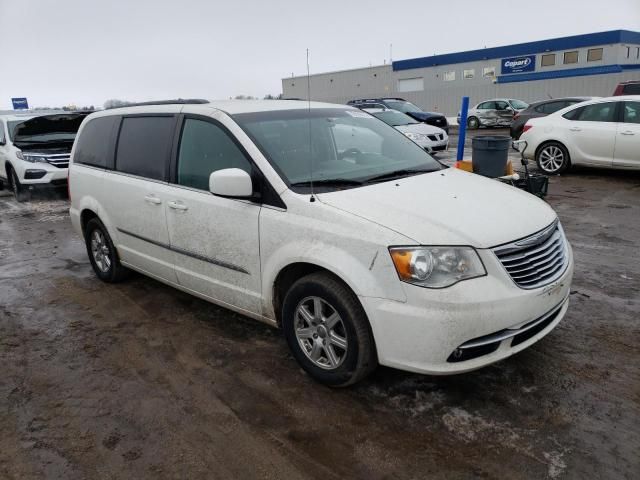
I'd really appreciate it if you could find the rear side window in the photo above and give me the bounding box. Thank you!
[74,116,119,168]
[478,101,496,110]
[177,118,252,191]
[623,102,640,124]
[535,101,568,114]
[0,121,5,144]
[622,83,640,95]
[116,116,175,181]
[564,103,617,122]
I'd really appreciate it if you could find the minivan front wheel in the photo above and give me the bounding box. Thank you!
[84,218,130,283]
[282,272,377,386]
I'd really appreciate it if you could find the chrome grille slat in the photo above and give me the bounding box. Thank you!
[508,245,564,274]
[493,222,569,289]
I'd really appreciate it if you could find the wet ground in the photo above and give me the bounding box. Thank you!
[1,143,639,479]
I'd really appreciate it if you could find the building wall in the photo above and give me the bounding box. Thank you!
[283,40,640,116]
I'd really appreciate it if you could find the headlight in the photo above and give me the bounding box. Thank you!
[404,132,423,141]
[389,246,486,288]
[16,151,48,163]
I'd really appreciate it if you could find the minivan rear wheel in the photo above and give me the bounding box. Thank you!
[84,218,130,283]
[282,272,377,386]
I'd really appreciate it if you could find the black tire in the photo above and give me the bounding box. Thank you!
[9,167,30,202]
[282,272,377,387]
[84,218,130,283]
[536,141,570,175]
[467,116,480,129]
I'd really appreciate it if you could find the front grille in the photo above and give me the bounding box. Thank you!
[493,221,568,289]
[46,154,70,169]
[427,134,444,141]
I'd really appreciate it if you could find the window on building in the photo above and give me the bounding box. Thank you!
[116,116,175,181]
[625,46,631,59]
[397,77,424,92]
[636,47,639,59]
[564,51,579,64]
[587,48,603,62]
[541,54,556,67]
[443,71,456,82]
[463,69,475,79]
[177,118,252,191]
[482,67,496,78]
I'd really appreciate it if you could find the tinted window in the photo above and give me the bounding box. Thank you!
[575,102,617,122]
[622,83,640,95]
[177,118,252,191]
[535,101,568,114]
[0,121,5,144]
[495,101,510,110]
[623,102,640,124]
[74,116,119,168]
[116,116,175,180]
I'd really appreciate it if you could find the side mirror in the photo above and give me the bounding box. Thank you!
[209,168,253,199]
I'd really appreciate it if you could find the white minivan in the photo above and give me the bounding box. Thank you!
[69,99,573,386]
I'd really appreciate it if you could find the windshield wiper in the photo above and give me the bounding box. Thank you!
[364,168,439,183]
[290,178,364,187]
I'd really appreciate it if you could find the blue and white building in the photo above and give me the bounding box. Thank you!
[282,30,640,116]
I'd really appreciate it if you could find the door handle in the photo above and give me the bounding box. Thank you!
[620,131,635,136]
[144,194,162,205]
[569,127,581,132]
[168,200,189,211]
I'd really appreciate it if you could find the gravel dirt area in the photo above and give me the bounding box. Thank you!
[1,154,639,479]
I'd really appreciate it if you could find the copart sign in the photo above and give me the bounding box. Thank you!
[501,55,536,75]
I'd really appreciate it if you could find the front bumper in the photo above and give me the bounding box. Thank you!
[414,138,449,154]
[19,164,68,186]
[359,245,574,375]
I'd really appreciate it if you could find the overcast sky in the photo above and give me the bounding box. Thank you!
[1,0,639,109]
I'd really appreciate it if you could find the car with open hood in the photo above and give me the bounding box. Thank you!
[0,112,90,201]
[69,99,573,386]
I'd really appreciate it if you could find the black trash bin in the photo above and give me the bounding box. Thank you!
[471,136,511,177]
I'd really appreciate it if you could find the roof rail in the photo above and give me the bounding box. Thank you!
[106,99,209,109]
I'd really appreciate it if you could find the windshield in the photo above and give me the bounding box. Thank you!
[384,100,421,113]
[233,108,441,191]
[509,99,529,110]
[373,111,419,126]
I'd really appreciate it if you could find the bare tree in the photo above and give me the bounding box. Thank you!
[104,99,133,109]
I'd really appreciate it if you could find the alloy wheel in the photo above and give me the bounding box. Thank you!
[91,229,112,273]
[294,296,348,370]
[538,145,565,173]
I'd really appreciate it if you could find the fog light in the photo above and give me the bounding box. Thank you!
[24,169,47,180]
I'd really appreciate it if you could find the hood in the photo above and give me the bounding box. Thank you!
[13,113,89,146]
[406,111,440,121]
[317,168,556,248]
[395,123,446,136]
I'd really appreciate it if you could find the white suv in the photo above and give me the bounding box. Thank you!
[69,99,574,386]
[0,112,88,201]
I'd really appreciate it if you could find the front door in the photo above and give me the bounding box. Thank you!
[566,101,618,166]
[614,101,640,168]
[161,114,262,315]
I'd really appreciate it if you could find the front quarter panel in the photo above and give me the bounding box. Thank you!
[259,190,411,320]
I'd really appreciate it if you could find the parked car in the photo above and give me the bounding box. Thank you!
[69,99,573,386]
[362,108,448,153]
[519,96,640,174]
[458,98,529,129]
[510,97,595,139]
[0,112,89,201]
[613,80,640,96]
[348,98,449,133]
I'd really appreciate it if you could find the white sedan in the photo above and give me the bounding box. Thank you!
[363,108,449,154]
[520,96,640,174]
